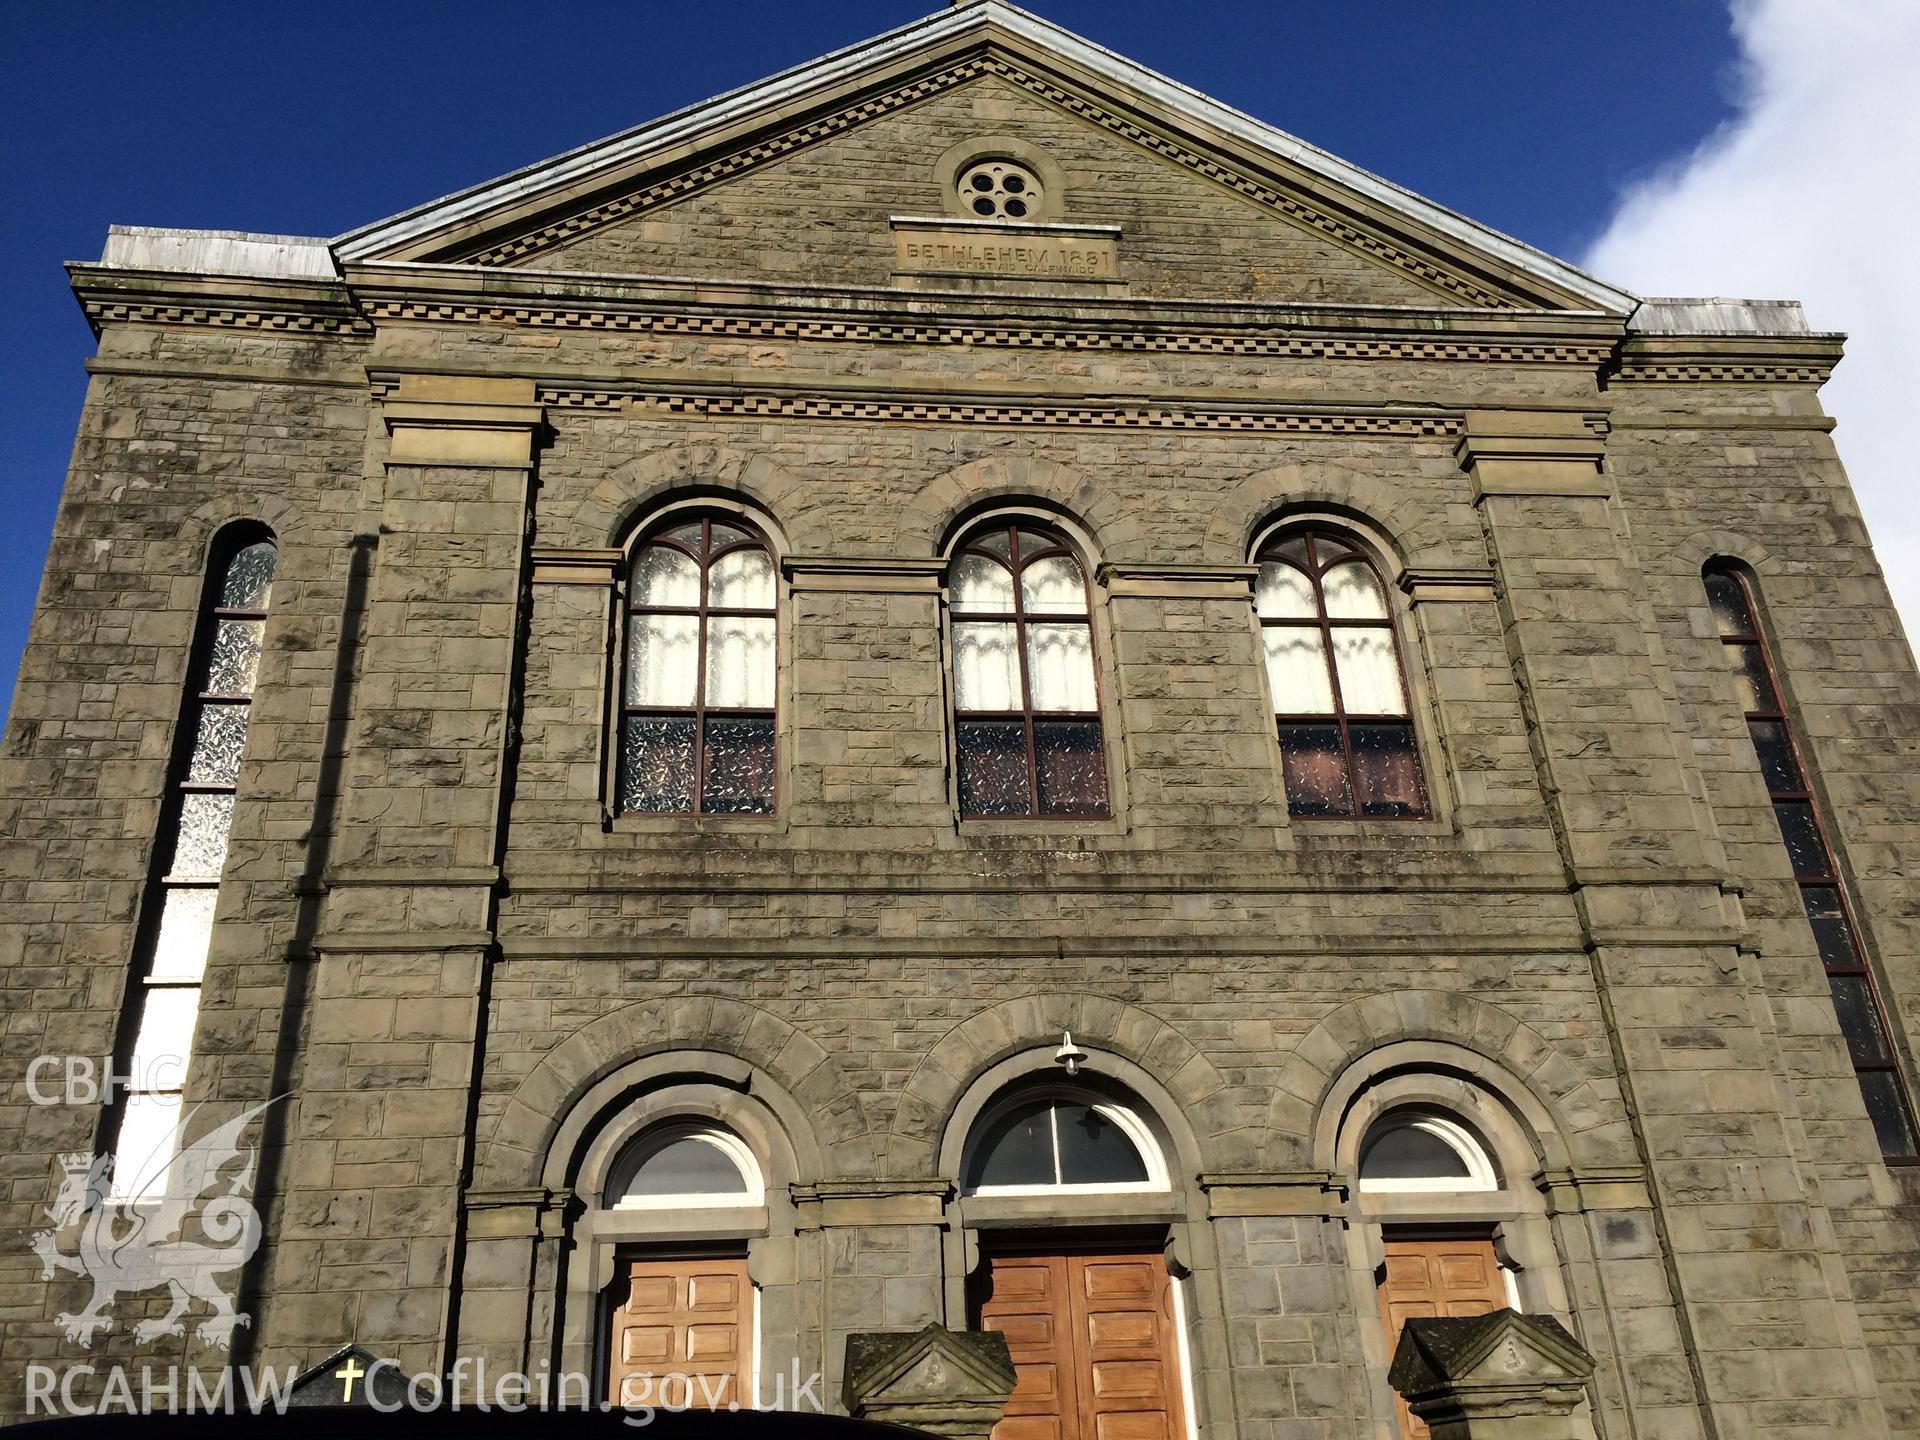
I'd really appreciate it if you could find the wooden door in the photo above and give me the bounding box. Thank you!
[1377,1235,1507,1439]
[606,1256,751,1411]
[977,1248,1187,1440]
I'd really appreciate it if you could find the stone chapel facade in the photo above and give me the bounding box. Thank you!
[4,5,1919,1437]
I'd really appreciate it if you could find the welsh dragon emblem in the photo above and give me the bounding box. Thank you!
[31,1099,275,1348]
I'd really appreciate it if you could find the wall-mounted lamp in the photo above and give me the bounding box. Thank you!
[1053,1030,1088,1076]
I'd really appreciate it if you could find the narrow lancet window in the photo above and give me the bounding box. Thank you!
[111,535,276,1197]
[1706,565,1917,1160]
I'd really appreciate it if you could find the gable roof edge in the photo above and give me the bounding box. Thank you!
[333,1,1638,314]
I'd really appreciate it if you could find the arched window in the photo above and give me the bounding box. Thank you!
[620,516,776,815]
[604,1123,764,1209]
[1256,529,1426,818]
[1357,1110,1500,1194]
[1705,565,1917,1160]
[948,521,1108,818]
[112,532,277,1198]
[964,1088,1164,1195]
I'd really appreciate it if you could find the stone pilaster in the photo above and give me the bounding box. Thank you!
[265,377,541,1375]
[1462,411,1892,1439]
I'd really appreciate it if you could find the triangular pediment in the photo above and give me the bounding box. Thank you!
[335,3,1631,314]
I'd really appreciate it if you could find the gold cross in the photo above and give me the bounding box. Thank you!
[335,1355,366,1403]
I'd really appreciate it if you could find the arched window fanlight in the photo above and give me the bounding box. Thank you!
[605,1124,764,1210]
[964,1090,1165,1195]
[1256,528,1427,818]
[948,521,1108,818]
[1356,1111,1499,1194]
[620,516,777,815]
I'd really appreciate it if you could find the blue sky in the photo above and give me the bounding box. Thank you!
[0,2,1752,706]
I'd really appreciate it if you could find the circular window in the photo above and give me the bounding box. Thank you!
[958,159,1044,221]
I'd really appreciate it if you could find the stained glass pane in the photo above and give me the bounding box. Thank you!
[170,793,234,880]
[148,887,217,983]
[1828,975,1891,1064]
[1748,719,1802,793]
[969,1100,1055,1188]
[619,717,696,812]
[186,704,249,785]
[1858,1070,1920,1160]
[1350,725,1425,817]
[707,521,749,551]
[1322,560,1389,619]
[111,1092,183,1201]
[1361,1123,1472,1181]
[958,720,1031,817]
[702,717,775,814]
[204,619,263,696]
[1332,629,1406,715]
[631,545,701,608]
[1034,721,1108,815]
[1801,887,1860,969]
[626,614,699,707]
[219,542,277,611]
[612,1133,751,1203]
[1025,625,1097,712]
[954,622,1021,712]
[129,986,200,1084]
[1728,644,1777,713]
[708,548,775,611]
[1020,555,1087,616]
[952,554,1014,613]
[1054,1103,1148,1184]
[1256,562,1316,620]
[1773,801,1829,879]
[1705,571,1754,636]
[1264,629,1334,714]
[705,615,775,709]
[1279,725,1351,817]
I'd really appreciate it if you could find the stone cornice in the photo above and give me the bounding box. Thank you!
[1611,333,1843,386]
[67,263,367,337]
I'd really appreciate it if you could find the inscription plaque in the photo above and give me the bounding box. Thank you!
[891,217,1122,288]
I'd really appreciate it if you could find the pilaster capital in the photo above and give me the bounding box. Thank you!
[1456,409,1610,501]
[380,374,544,468]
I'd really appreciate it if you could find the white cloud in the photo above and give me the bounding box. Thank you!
[1582,0,1920,648]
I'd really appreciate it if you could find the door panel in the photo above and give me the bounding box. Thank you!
[978,1248,1187,1440]
[607,1256,751,1411]
[1377,1236,1506,1440]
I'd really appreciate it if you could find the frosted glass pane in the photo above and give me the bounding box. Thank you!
[702,717,775,814]
[111,1092,183,1200]
[1020,555,1086,615]
[1322,560,1388,619]
[631,545,700,608]
[1256,562,1316,619]
[952,554,1014,612]
[1264,629,1334,714]
[170,793,233,880]
[708,548,774,611]
[662,522,704,548]
[1034,721,1108,815]
[974,530,1014,561]
[219,542,276,611]
[205,619,263,695]
[1025,624,1097,712]
[129,986,200,1086]
[614,1135,750,1202]
[1332,629,1406,714]
[626,614,698,706]
[707,521,749,550]
[619,717,695,813]
[148,887,217,982]
[186,704,248,785]
[953,622,1021,711]
[705,616,775,708]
